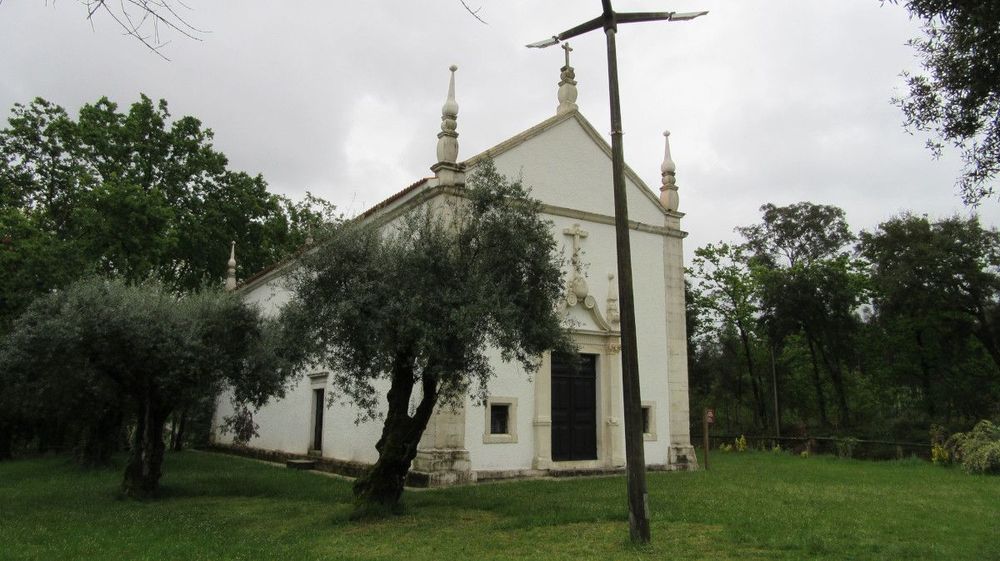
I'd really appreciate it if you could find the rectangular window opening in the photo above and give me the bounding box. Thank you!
[641,406,651,436]
[490,404,510,435]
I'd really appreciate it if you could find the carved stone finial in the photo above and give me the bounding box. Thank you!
[225,241,237,291]
[659,130,679,211]
[606,273,620,328]
[438,65,459,163]
[432,64,465,185]
[557,42,578,115]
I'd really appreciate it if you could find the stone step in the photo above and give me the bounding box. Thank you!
[286,459,317,470]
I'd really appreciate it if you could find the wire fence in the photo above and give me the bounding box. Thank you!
[696,433,932,460]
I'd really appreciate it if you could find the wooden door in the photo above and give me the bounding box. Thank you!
[551,352,597,461]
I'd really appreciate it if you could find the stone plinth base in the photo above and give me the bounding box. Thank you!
[668,445,699,470]
[409,448,475,487]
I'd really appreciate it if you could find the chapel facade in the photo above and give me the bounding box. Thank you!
[211,52,698,485]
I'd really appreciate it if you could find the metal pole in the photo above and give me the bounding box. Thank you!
[603,10,651,544]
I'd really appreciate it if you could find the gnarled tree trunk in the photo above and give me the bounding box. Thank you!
[352,353,439,514]
[122,393,168,498]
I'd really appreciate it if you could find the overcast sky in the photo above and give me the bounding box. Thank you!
[3,1,997,258]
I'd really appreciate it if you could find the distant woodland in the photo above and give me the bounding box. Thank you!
[687,202,1000,444]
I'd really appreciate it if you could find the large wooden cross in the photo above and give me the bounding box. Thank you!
[527,2,707,545]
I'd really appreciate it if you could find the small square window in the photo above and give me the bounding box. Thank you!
[641,406,651,435]
[483,397,517,444]
[490,404,510,435]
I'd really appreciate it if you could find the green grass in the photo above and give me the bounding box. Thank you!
[0,450,997,561]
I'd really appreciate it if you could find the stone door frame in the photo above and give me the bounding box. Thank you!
[532,331,625,470]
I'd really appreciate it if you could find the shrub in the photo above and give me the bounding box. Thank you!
[719,443,733,453]
[836,437,860,459]
[800,450,810,459]
[930,424,952,466]
[931,443,951,465]
[948,420,1000,475]
[735,435,748,452]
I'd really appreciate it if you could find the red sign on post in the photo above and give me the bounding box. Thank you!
[705,409,715,424]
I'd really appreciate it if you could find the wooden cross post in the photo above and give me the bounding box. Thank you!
[528,2,707,544]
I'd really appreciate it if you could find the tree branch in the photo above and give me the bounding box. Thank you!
[459,0,488,25]
[81,0,206,60]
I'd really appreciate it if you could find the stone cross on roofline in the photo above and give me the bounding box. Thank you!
[557,42,578,115]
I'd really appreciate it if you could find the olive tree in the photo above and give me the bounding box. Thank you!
[890,0,1000,203]
[280,161,572,513]
[0,277,295,497]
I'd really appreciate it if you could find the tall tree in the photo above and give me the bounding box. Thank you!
[688,242,768,429]
[0,278,294,496]
[757,257,867,427]
[280,161,572,513]
[860,214,1000,422]
[737,203,854,269]
[740,202,861,428]
[891,1,1000,204]
[0,95,335,332]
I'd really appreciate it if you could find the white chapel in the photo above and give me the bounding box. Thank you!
[211,51,698,485]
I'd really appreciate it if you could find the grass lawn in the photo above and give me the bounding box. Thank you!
[0,450,997,561]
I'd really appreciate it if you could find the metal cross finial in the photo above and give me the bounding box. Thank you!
[562,42,573,67]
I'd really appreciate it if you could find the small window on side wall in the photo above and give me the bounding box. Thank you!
[483,397,518,444]
[490,404,510,435]
[641,401,657,441]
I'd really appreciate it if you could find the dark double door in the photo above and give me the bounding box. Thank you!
[551,353,598,461]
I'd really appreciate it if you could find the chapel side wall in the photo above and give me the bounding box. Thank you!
[210,272,388,464]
